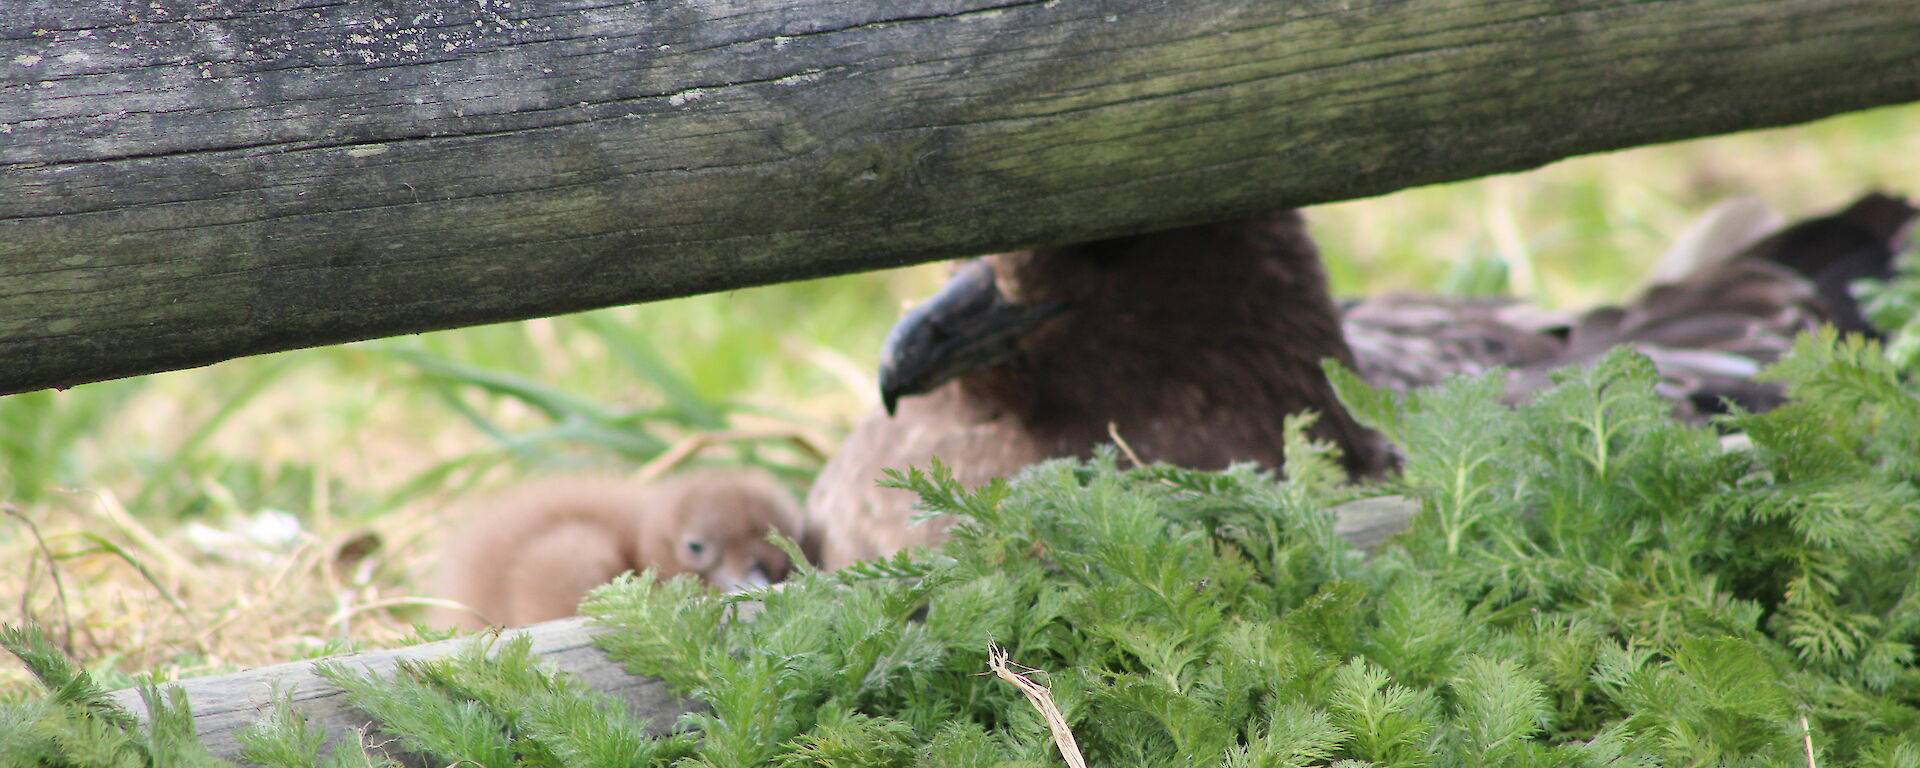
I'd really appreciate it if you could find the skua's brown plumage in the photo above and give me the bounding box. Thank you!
[432,468,802,629]
[805,210,1391,570]
[1345,192,1912,418]
[1510,192,1912,417]
[807,194,1912,570]
[1341,293,1572,391]
[1728,191,1910,339]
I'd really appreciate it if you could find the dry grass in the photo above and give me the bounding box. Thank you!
[2,488,436,690]
[989,645,1088,768]
[4,102,1918,697]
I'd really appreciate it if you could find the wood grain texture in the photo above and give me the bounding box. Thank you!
[103,499,1416,761]
[5,0,1918,394]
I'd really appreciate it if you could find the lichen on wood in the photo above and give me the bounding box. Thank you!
[3,0,1918,394]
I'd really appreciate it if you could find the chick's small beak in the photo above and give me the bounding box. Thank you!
[878,259,1063,416]
[714,566,772,594]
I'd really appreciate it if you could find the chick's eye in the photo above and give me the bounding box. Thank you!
[684,541,706,555]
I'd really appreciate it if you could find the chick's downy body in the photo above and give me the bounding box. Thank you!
[433,468,802,628]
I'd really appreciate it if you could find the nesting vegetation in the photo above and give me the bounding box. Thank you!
[588,337,1920,766]
[7,329,1920,765]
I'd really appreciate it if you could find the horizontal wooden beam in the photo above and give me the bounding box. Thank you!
[104,618,688,766]
[4,0,1918,394]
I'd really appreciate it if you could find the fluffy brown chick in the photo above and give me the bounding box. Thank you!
[431,468,803,629]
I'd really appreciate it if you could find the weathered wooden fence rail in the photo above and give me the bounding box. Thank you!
[106,618,685,767]
[5,0,1919,395]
